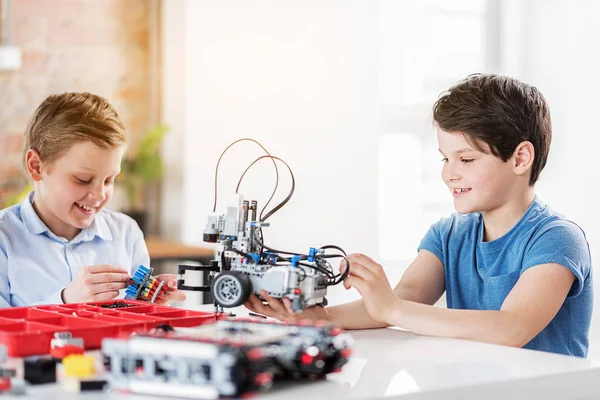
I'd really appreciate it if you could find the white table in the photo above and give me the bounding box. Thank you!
[11,305,600,400]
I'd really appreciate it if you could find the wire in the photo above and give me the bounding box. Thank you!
[236,155,295,222]
[212,138,279,219]
[250,230,350,286]
[252,230,300,256]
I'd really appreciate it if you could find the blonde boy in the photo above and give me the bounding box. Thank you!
[0,93,184,306]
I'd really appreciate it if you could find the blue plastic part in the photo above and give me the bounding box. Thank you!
[291,255,302,267]
[308,248,316,262]
[126,265,154,300]
[132,265,150,284]
[248,253,260,263]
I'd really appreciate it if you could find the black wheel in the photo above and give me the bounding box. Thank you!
[211,271,252,307]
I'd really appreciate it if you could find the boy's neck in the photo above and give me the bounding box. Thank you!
[32,199,81,241]
[481,188,536,242]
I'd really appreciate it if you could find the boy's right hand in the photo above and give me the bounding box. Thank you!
[244,290,330,322]
[62,265,130,303]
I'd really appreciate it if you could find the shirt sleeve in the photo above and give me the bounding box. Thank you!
[417,219,445,264]
[0,243,11,308]
[522,220,592,298]
[31,289,65,306]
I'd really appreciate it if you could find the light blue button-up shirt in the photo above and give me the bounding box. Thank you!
[0,192,150,307]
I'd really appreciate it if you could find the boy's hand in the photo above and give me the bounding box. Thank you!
[244,290,330,322]
[154,274,187,305]
[342,254,400,323]
[62,265,130,303]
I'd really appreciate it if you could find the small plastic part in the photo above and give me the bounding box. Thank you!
[50,344,85,359]
[211,271,252,307]
[63,377,108,393]
[62,354,95,379]
[125,265,168,303]
[308,248,317,262]
[50,332,85,359]
[0,346,15,392]
[100,301,135,308]
[24,358,57,385]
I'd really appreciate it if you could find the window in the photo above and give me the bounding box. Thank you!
[378,0,498,261]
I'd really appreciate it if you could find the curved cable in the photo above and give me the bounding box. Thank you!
[212,138,279,218]
[236,155,295,222]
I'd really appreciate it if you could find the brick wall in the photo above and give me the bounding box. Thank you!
[0,0,153,207]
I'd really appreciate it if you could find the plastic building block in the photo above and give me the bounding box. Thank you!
[0,300,217,357]
[125,265,168,303]
[0,376,10,392]
[24,357,57,385]
[103,318,352,398]
[0,345,16,392]
[62,354,95,379]
[6,378,25,395]
[50,332,85,359]
[63,378,108,393]
[100,301,135,308]
[51,344,85,359]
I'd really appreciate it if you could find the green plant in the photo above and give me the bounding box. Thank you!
[119,123,169,211]
[1,182,32,209]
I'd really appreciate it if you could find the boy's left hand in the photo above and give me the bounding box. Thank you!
[342,254,400,323]
[154,274,187,305]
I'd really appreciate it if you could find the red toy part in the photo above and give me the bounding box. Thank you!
[0,300,218,357]
[0,377,10,392]
[50,344,85,359]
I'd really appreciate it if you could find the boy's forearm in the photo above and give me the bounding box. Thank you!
[324,285,441,330]
[385,299,528,347]
[326,299,390,330]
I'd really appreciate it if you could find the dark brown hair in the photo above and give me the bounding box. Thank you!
[432,74,552,185]
[24,92,127,167]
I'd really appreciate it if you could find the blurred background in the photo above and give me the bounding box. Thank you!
[1,0,599,357]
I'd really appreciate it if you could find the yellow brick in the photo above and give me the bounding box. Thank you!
[63,354,96,379]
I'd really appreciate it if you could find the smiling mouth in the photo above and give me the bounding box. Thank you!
[75,202,97,212]
[452,188,472,194]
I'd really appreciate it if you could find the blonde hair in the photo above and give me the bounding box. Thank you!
[24,92,127,166]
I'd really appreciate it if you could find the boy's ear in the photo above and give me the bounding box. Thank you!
[25,149,44,182]
[512,141,535,176]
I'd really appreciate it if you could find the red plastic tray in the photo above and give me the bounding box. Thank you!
[0,300,217,357]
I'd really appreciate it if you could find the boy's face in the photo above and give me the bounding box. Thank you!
[437,129,516,215]
[33,141,125,240]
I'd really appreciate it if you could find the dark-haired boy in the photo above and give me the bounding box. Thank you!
[246,74,593,358]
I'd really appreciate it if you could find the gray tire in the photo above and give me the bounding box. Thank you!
[211,271,252,307]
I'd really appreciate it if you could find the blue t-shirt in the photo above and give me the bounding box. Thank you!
[418,197,593,357]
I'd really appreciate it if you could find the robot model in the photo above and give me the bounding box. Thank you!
[103,318,352,398]
[178,139,350,313]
